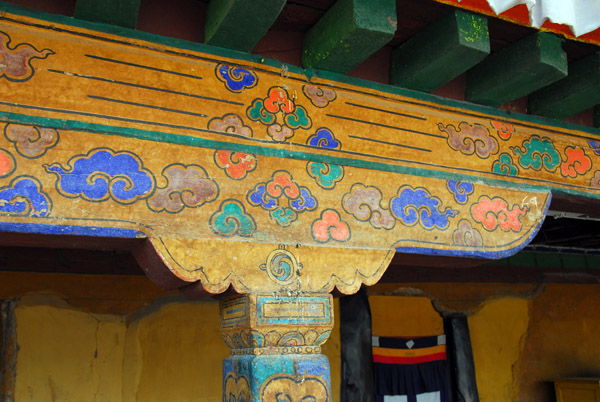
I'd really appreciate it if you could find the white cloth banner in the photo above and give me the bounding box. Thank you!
[459,0,600,37]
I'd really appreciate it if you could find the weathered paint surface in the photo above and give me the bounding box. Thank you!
[0,9,587,294]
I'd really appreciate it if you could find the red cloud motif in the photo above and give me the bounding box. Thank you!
[471,196,528,232]
[490,121,515,140]
[264,87,294,114]
[312,209,350,243]
[561,146,591,178]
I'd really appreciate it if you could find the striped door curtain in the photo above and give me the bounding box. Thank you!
[372,335,451,402]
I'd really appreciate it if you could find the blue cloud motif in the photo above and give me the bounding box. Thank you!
[248,184,277,210]
[216,64,258,92]
[447,180,474,204]
[0,176,51,217]
[44,149,154,204]
[307,128,341,149]
[589,139,600,156]
[290,187,317,211]
[390,186,457,230]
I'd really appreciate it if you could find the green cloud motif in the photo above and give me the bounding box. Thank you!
[247,99,275,125]
[492,153,519,176]
[210,200,256,237]
[285,105,311,129]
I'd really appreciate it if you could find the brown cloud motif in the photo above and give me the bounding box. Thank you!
[5,124,59,158]
[303,85,337,108]
[208,113,252,138]
[342,184,395,230]
[453,219,483,247]
[438,122,498,158]
[148,164,218,213]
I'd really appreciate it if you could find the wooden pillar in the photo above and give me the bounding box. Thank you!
[220,292,334,401]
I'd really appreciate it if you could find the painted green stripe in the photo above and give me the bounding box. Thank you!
[302,0,397,74]
[204,0,286,51]
[529,51,600,120]
[74,0,141,29]
[1,1,600,138]
[4,109,600,202]
[466,32,567,107]
[391,10,489,92]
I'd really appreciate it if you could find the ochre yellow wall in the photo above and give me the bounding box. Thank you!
[8,287,342,402]
[468,298,529,402]
[370,295,443,337]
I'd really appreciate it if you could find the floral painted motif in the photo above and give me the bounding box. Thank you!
[453,219,483,247]
[44,148,154,204]
[492,153,519,176]
[216,64,257,92]
[260,374,330,402]
[209,114,257,180]
[210,199,256,237]
[147,164,218,213]
[447,180,474,204]
[306,128,343,189]
[311,209,350,243]
[511,136,560,172]
[390,186,457,230]
[0,176,51,217]
[342,184,395,230]
[438,122,498,158]
[471,196,528,232]
[490,121,514,141]
[247,171,317,227]
[560,146,591,178]
[303,85,336,108]
[224,373,251,402]
[0,148,15,178]
[4,124,59,158]
[247,87,311,141]
[0,31,54,82]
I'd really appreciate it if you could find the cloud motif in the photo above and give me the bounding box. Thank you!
[247,171,317,227]
[560,146,591,178]
[147,164,218,213]
[453,219,483,247]
[0,31,54,82]
[490,121,515,141]
[511,136,560,172]
[4,124,59,158]
[390,186,457,230]
[303,85,337,108]
[44,148,154,204]
[588,139,600,156]
[438,122,498,158]
[0,148,15,178]
[0,176,51,217]
[216,64,257,92]
[307,162,344,189]
[447,180,474,204]
[209,114,257,180]
[307,128,340,149]
[312,209,350,243]
[471,196,528,232]
[210,200,256,237]
[208,113,253,138]
[342,184,395,230]
[590,171,600,189]
[492,153,519,176]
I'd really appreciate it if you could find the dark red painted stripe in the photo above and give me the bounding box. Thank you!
[373,352,447,364]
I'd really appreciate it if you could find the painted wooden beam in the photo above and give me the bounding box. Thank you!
[390,10,489,92]
[74,0,141,29]
[530,52,600,120]
[204,0,286,52]
[466,32,567,107]
[302,0,397,74]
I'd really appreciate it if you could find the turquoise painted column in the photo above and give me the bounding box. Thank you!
[220,293,333,401]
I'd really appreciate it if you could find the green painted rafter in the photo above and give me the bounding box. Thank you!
[302,0,397,74]
[390,10,489,92]
[74,0,141,29]
[530,52,600,120]
[466,32,567,107]
[204,0,286,52]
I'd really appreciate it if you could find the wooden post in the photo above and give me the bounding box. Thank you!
[220,293,334,401]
